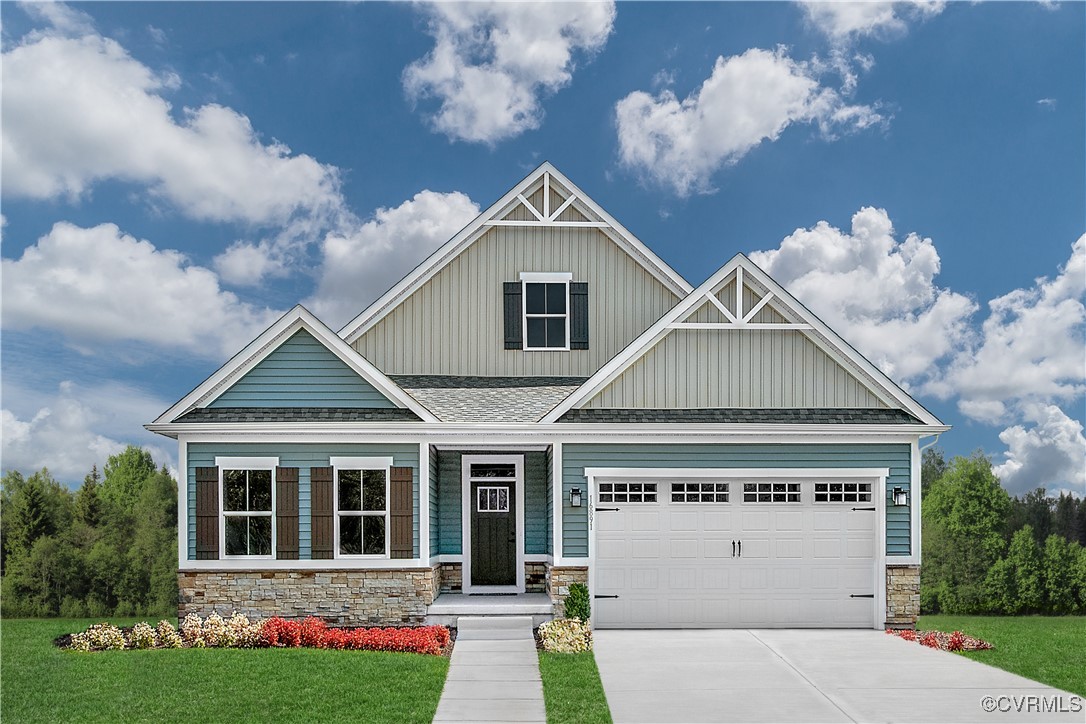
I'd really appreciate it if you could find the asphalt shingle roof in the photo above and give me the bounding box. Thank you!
[174,407,422,423]
[389,375,589,423]
[557,408,922,424]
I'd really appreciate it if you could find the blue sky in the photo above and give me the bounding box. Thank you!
[2,1,1083,496]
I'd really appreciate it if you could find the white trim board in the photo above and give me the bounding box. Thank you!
[543,253,946,428]
[461,454,526,594]
[339,162,692,344]
[152,305,438,425]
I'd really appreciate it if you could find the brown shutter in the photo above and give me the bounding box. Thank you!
[310,467,334,559]
[195,466,219,560]
[389,466,414,559]
[276,467,299,560]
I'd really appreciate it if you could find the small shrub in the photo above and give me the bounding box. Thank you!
[157,620,183,648]
[539,618,592,653]
[71,623,126,651]
[180,613,204,646]
[946,631,965,652]
[260,617,302,647]
[227,612,262,648]
[202,612,229,647]
[324,628,350,650]
[59,596,89,619]
[564,582,591,622]
[127,622,157,650]
[299,617,327,647]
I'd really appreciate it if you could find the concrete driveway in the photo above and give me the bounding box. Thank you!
[593,629,1082,723]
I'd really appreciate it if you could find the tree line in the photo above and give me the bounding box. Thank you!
[921,449,1086,615]
[1,447,177,618]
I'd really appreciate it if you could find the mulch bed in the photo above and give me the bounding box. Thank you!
[886,628,993,651]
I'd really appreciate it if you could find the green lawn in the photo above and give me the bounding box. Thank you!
[0,618,449,723]
[538,651,612,724]
[918,615,1086,697]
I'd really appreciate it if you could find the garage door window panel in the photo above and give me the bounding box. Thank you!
[814,482,872,503]
[672,482,730,503]
[743,482,800,503]
[599,482,657,503]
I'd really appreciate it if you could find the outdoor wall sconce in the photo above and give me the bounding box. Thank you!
[569,488,582,507]
[892,487,909,507]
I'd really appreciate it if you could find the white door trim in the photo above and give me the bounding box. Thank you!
[584,466,888,629]
[462,454,525,594]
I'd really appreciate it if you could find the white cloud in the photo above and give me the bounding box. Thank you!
[307,190,480,329]
[993,404,1086,496]
[403,1,615,144]
[932,235,1085,422]
[2,20,345,229]
[1,380,175,485]
[1037,97,1058,110]
[800,1,945,43]
[615,47,884,196]
[750,206,977,385]
[19,1,96,36]
[1,221,282,358]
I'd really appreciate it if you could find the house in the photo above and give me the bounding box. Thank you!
[147,163,947,630]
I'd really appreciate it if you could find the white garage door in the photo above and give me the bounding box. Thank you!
[594,479,878,629]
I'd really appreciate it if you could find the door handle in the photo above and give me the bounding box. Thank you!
[731,540,736,557]
[738,540,742,558]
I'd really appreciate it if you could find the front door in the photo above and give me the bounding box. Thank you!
[464,456,522,591]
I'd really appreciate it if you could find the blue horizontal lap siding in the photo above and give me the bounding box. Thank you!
[429,446,439,558]
[187,443,419,560]
[208,330,397,408]
[562,443,913,557]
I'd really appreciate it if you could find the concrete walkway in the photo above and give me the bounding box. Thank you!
[434,616,546,723]
[595,629,1082,723]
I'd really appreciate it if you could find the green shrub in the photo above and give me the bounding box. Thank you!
[564,582,590,622]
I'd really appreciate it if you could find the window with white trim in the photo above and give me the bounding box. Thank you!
[672,481,729,503]
[477,486,510,513]
[223,468,274,557]
[332,457,391,557]
[742,482,800,503]
[814,481,872,503]
[598,482,657,503]
[522,273,571,350]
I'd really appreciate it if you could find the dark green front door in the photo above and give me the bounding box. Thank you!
[470,479,516,586]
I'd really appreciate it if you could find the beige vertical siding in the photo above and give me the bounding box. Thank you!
[353,226,680,376]
[584,328,888,408]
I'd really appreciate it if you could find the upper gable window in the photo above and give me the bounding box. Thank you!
[505,273,588,351]
[524,274,570,350]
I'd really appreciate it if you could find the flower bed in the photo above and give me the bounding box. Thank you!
[537,618,592,653]
[59,614,450,656]
[886,628,993,651]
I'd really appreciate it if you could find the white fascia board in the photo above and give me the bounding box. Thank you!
[180,559,431,572]
[339,162,691,344]
[583,467,891,479]
[151,305,438,426]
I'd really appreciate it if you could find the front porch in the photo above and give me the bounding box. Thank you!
[426,592,554,627]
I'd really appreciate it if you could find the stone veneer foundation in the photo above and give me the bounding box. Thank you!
[547,566,588,616]
[885,564,921,629]
[178,569,437,626]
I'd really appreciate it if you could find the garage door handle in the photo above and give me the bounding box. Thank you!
[732,540,736,557]
[596,507,620,512]
[852,507,877,511]
[594,595,619,599]
[738,540,742,557]
[850,594,875,598]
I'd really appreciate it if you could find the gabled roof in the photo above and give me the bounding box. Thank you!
[339,162,693,344]
[151,305,438,424]
[542,254,947,428]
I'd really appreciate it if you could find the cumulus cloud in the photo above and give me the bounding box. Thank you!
[1,15,345,229]
[750,206,976,385]
[993,404,1086,496]
[1,222,282,358]
[1,381,175,484]
[307,190,480,329]
[931,235,1085,423]
[615,47,884,196]
[403,1,615,144]
[800,1,945,43]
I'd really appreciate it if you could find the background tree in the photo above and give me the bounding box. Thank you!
[985,525,1044,614]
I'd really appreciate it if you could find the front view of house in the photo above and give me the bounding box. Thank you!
[148,164,946,630]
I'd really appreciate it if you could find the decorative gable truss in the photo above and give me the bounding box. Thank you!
[490,169,609,227]
[544,254,946,427]
[149,305,438,431]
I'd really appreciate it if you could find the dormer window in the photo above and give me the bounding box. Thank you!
[503,273,589,351]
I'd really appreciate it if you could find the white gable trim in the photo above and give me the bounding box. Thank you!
[338,162,692,344]
[542,254,945,427]
[152,305,438,424]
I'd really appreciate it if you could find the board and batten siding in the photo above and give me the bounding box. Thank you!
[186,443,419,561]
[209,330,396,408]
[561,443,913,557]
[433,450,550,556]
[584,328,886,409]
[352,226,680,376]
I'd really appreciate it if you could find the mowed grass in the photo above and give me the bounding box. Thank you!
[1,617,449,723]
[538,651,612,724]
[918,615,1086,697]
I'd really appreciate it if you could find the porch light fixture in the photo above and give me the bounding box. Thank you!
[569,488,582,507]
[892,487,909,507]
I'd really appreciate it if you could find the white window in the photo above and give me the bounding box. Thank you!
[742,482,800,503]
[477,486,510,513]
[814,481,872,503]
[672,481,730,503]
[598,482,658,504]
[521,272,571,350]
[217,456,278,559]
[331,457,392,558]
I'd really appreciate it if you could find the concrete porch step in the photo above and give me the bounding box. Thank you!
[455,616,534,640]
[426,593,554,628]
